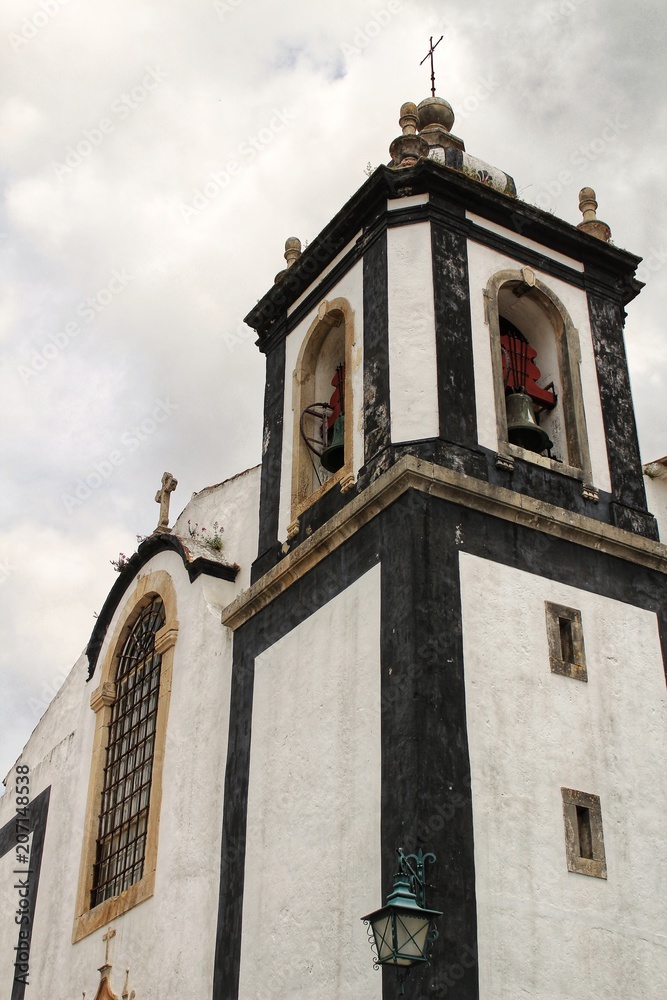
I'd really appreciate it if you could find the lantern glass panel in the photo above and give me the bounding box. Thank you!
[395,913,431,963]
[371,914,394,962]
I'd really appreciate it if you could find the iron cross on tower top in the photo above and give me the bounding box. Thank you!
[420,34,444,98]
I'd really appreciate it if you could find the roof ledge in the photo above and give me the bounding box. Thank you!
[86,532,238,680]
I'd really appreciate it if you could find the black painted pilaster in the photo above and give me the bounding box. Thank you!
[431,217,479,449]
[252,339,286,583]
[380,493,478,1000]
[212,634,255,1000]
[363,231,390,467]
[587,292,656,536]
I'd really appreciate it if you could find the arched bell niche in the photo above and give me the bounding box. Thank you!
[290,297,355,522]
[485,268,592,483]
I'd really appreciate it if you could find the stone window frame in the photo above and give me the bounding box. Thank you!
[72,569,178,942]
[484,267,593,486]
[545,601,588,682]
[289,297,356,532]
[561,787,607,879]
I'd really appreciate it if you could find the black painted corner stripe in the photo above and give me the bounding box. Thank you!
[0,786,51,1000]
[363,231,390,466]
[431,220,478,446]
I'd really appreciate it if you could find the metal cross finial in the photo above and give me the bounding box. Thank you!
[154,471,178,534]
[420,34,443,98]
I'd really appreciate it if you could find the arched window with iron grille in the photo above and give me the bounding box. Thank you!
[91,595,165,907]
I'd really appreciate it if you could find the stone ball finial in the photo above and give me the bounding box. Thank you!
[577,187,611,242]
[284,237,302,267]
[417,95,455,133]
[389,132,430,169]
[276,236,302,280]
[399,102,419,135]
[578,187,598,220]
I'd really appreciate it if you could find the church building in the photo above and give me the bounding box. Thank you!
[1,77,666,1000]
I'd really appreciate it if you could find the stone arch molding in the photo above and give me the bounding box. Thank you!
[289,296,356,531]
[484,267,593,485]
[73,569,179,942]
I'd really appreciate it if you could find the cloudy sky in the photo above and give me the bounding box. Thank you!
[1,0,665,784]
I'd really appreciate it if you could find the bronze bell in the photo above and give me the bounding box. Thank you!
[505,390,551,454]
[321,414,345,473]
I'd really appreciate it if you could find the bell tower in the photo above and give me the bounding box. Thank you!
[217,83,666,1000]
[247,90,656,582]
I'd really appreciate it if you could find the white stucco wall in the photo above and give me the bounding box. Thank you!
[173,463,261,594]
[279,258,365,540]
[387,193,429,212]
[0,531,244,999]
[467,211,585,272]
[238,565,382,1000]
[466,238,612,492]
[459,551,667,999]
[387,221,439,443]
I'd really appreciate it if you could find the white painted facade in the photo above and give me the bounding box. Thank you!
[460,551,667,999]
[239,566,382,1000]
[387,222,439,444]
[466,211,586,272]
[466,238,613,492]
[387,193,429,212]
[0,468,261,1000]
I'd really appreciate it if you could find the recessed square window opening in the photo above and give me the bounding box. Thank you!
[545,601,587,682]
[561,788,606,879]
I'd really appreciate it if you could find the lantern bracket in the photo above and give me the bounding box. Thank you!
[396,847,436,909]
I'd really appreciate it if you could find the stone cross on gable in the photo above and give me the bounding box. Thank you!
[154,471,178,534]
[102,927,116,964]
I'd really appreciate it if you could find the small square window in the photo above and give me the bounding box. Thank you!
[561,787,606,879]
[545,602,587,682]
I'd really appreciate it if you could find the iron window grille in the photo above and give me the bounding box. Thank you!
[91,596,165,907]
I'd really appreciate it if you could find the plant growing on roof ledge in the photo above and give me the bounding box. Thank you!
[187,519,224,552]
[110,553,131,573]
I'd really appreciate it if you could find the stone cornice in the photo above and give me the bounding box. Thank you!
[221,456,667,630]
[244,162,643,342]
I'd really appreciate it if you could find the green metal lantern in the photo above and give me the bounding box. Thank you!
[362,849,442,972]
